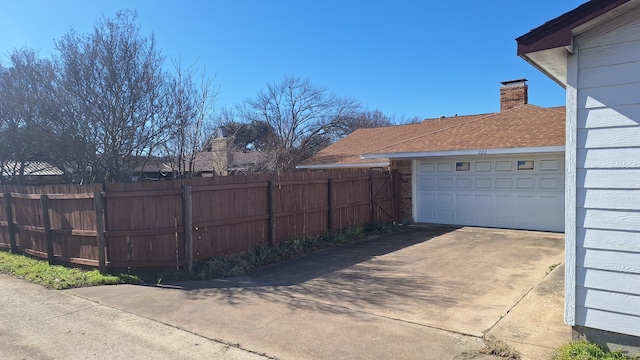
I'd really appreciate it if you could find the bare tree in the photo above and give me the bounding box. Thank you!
[157,60,217,179]
[54,10,172,183]
[0,48,60,184]
[218,119,275,152]
[337,109,394,135]
[239,75,360,173]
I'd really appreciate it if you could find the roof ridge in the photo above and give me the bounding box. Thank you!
[421,112,494,122]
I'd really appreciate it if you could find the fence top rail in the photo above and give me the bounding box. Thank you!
[8,193,42,200]
[332,176,371,183]
[274,179,328,186]
[46,193,95,200]
[191,182,269,193]
[105,188,183,198]
[7,192,95,200]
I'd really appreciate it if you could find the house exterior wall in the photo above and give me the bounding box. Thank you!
[391,160,413,223]
[567,9,640,341]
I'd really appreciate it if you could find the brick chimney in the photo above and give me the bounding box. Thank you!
[500,79,528,112]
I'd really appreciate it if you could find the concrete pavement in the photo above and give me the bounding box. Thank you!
[487,263,571,359]
[66,225,570,359]
[0,274,268,360]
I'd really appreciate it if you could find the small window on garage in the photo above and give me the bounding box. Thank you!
[456,162,470,171]
[517,160,534,170]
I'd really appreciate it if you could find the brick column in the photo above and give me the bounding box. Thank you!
[391,160,413,223]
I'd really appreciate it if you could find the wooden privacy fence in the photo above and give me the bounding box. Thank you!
[0,170,399,273]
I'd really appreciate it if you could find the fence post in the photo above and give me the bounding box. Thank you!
[93,191,107,274]
[40,194,54,265]
[327,178,334,231]
[393,170,401,223]
[182,186,193,272]
[369,172,376,223]
[268,180,276,246]
[4,193,17,253]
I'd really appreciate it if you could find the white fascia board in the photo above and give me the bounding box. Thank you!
[296,162,389,170]
[361,146,565,159]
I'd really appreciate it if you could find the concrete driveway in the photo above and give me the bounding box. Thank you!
[68,225,569,359]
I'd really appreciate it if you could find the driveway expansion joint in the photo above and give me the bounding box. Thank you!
[66,291,279,360]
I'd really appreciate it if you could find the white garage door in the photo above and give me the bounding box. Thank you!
[415,154,564,232]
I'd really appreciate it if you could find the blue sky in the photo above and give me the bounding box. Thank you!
[1,1,584,122]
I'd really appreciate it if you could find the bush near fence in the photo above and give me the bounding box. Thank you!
[0,170,399,273]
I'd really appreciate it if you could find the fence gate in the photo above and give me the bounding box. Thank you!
[370,171,400,224]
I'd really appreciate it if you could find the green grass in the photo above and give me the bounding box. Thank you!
[548,262,560,274]
[0,251,141,290]
[554,340,639,360]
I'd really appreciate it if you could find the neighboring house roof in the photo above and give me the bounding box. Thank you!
[363,105,566,159]
[136,150,267,176]
[517,0,633,86]
[228,150,267,171]
[136,153,218,175]
[1,161,64,176]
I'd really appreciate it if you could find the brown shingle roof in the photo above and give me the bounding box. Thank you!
[367,105,565,156]
[300,105,565,167]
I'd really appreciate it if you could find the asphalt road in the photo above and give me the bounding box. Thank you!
[0,274,268,360]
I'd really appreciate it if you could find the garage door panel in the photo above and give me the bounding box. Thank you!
[540,211,564,227]
[420,209,436,221]
[495,195,512,207]
[420,192,436,205]
[419,162,435,173]
[517,214,536,227]
[496,178,513,189]
[476,212,492,222]
[416,154,565,232]
[541,195,562,208]
[455,211,472,222]
[495,212,514,224]
[516,178,536,189]
[475,194,492,207]
[438,178,452,188]
[516,195,536,207]
[476,178,491,189]
[476,161,491,171]
[456,178,472,188]
[496,161,513,171]
[420,177,435,189]
[540,159,560,170]
[540,177,561,189]
[456,194,471,205]
[438,162,453,172]
[437,210,453,221]
[437,193,452,205]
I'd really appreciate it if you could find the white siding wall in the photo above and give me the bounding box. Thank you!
[572,10,640,337]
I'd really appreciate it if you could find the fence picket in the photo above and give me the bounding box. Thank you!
[0,170,398,271]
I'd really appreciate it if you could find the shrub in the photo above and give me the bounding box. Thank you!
[553,340,637,360]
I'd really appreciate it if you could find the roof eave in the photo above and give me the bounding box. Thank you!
[362,146,565,159]
[519,48,569,88]
[516,0,634,87]
[296,161,389,170]
[516,0,631,55]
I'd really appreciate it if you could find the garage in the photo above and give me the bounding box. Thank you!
[414,153,564,232]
